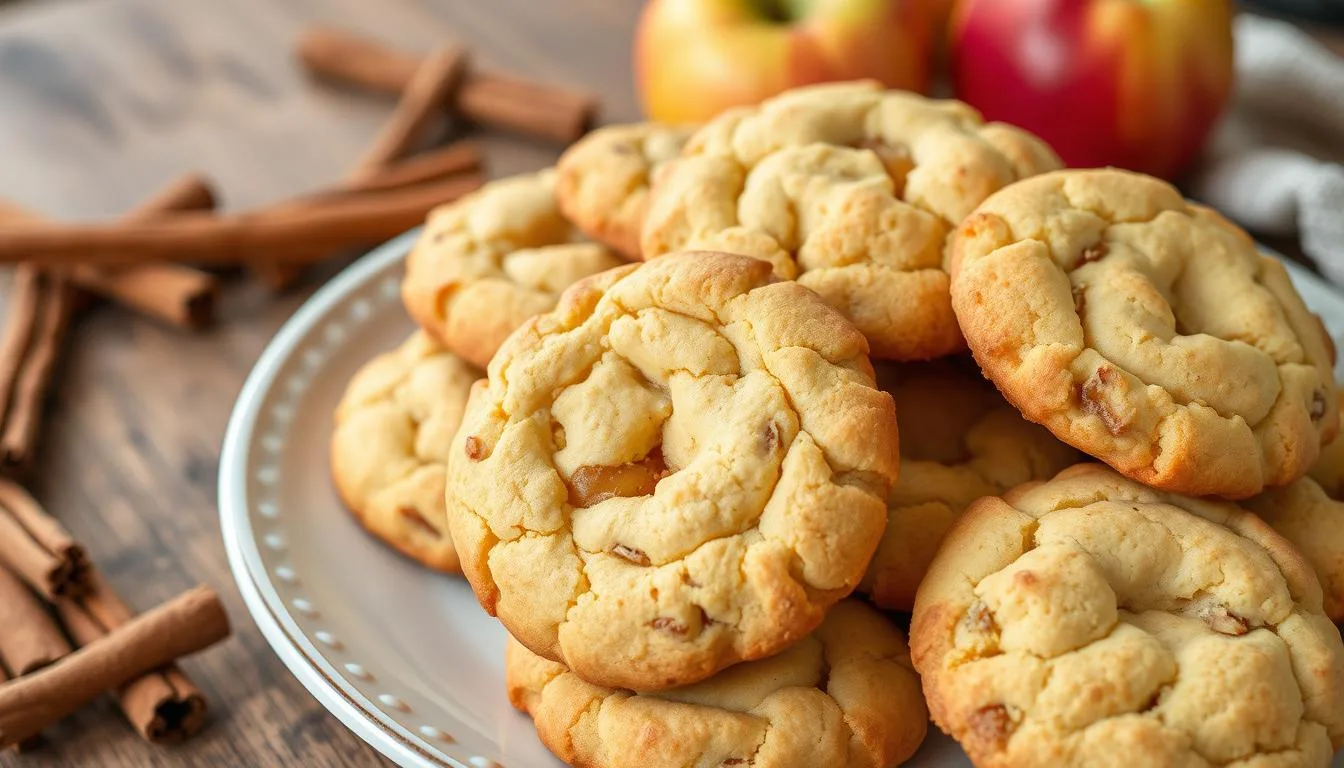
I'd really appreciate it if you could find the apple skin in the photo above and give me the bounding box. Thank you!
[636,0,932,124]
[950,0,1234,180]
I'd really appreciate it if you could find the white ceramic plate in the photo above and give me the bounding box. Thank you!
[220,232,1344,768]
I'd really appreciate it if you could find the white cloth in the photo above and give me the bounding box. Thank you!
[1190,15,1344,284]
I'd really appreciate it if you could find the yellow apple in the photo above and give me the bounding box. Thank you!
[636,0,933,124]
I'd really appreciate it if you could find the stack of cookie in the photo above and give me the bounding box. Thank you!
[331,80,1344,767]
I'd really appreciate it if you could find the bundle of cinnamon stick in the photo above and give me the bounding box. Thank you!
[0,23,598,481]
[0,480,231,748]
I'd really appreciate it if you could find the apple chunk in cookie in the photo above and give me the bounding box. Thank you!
[446,251,898,691]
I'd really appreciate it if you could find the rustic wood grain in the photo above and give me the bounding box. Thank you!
[0,0,641,765]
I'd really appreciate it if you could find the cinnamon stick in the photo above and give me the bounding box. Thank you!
[298,27,420,93]
[0,173,484,267]
[0,269,41,429]
[0,479,88,600]
[298,26,598,143]
[0,584,230,749]
[458,72,597,145]
[256,47,472,290]
[1,271,72,470]
[71,174,220,329]
[0,175,220,329]
[55,571,206,742]
[0,564,70,676]
[348,46,469,181]
[336,140,481,196]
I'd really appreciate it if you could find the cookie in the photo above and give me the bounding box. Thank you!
[640,81,1061,361]
[506,599,927,768]
[446,251,898,690]
[908,462,1338,768]
[1244,478,1344,622]
[1308,393,1344,498]
[331,332,480,573]
[1244,395,1344,622]
[401,169,627,369]
[861,359,1079,610]
[556,122,694,259]
[911,463,1344,768]
[950,168,1338,499]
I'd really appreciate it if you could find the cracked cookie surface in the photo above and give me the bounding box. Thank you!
[910,463,1344,768]
[331,332,480,573]
[556,122,694,259]
[950,168,1338,498]
[402,169,626,369]
[506,599,927,768]
[1245,477,1344,622]
[861,359,1079,610]
[640,81,1061,361]
[1247,397,1344,621]
[446,251,898,691]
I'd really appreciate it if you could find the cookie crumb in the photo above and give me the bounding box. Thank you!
[961,600,998,634]
[762,422,781,454]
[464,436,485,461]
[611,543,651,566]
[1312,390,1327,422]
[1079,243,1108,264]
[1198,604,1250,636]
[650,616,688,636]
[1079,366,1132,436]
[968,704,1016,749]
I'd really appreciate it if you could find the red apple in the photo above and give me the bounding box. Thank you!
[950,0,1234,180]
[636,0,933,124]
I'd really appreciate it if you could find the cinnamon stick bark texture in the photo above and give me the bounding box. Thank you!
[0,584,229,749]
[257,48,472,290]
[336,140,481,195]
[0,176,220,330]
[0,480,88,600]
[0,173,484,267]
[298,27,598,143]
[348,46,469,180]
[0,565,70,676]
[70,174,220,329]
[55,571,206,742]
[0,268,41,425]
[1,271,72,470]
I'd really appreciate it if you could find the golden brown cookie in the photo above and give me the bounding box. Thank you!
[641,81,1061,361]
[1244,394,1344,622]
[1309,392,1344,498]
[950,168,1338,499]
[401,169,626,369]
[1244,477,1344,622]
[506,599,927,768]
[447,251,898,691]
[911,463,1344,768]
[331,332,480,573]
[556,122,694,259]
[861,359,1079,610]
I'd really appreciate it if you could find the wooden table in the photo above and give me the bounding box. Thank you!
[0,1,642,765]
[0,2,1339,766]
